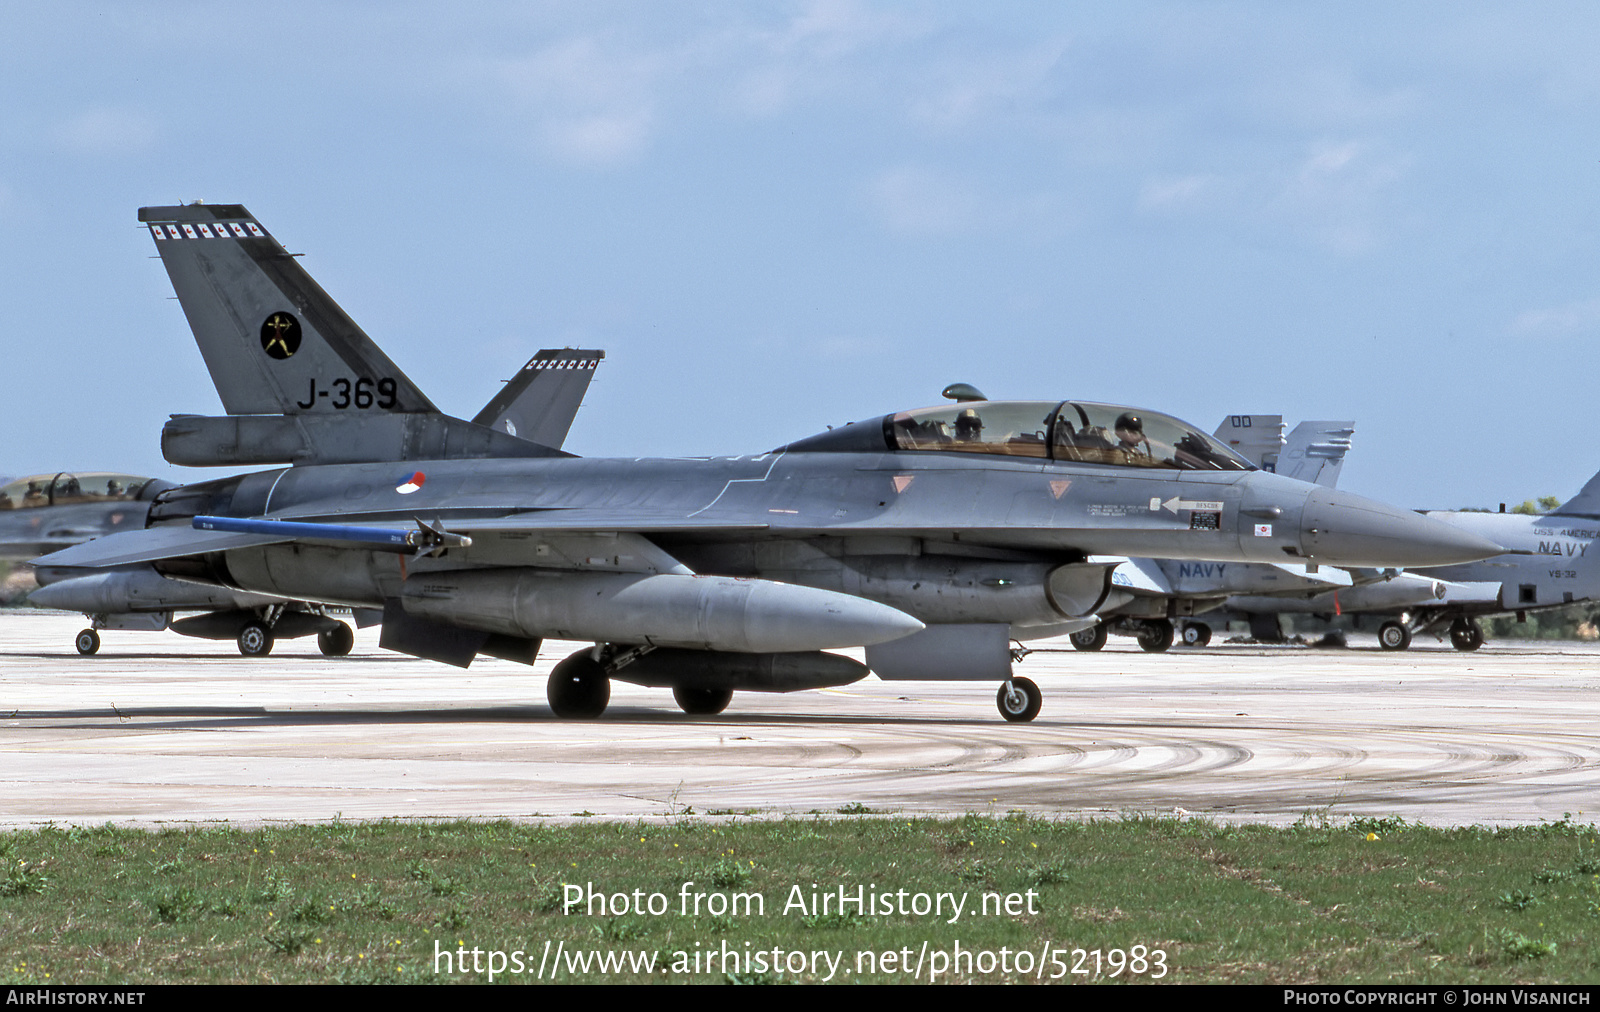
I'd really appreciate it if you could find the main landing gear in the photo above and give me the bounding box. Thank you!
[237,621,274,657]
[673,685,734,715]
[547,649,612,719]
[1450,617,1485,652]
[1135,619,1174,653]
[1069,623,1107,651]
[318,623,356,657]
[1378,620,1412,651]
[1068,618,1177,652]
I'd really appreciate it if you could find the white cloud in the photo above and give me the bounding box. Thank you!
[50,107,155,156]
[1509,298,1600,339]
[909,39,1070,131]
[1138,174,1216,211]
[867,164,1068,238]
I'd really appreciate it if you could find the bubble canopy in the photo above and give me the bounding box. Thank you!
[0,472,159,510]
[780,400,1254,472]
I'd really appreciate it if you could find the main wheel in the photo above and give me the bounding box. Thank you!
[673,685,733,715]
[1450,618,1484,652]
[1181,623,1212,648]
[317,623,355,657]
[996,676,1042,723]
[1378,621,1411,651]
[548,650,610,719]
[1137,619,1175,653]
[75,628,100,656]
[237,621,274,657]
[1069,623,1107,651]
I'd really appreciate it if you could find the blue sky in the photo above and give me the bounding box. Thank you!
[4,2,1599,509]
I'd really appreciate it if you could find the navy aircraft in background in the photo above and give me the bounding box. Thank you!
[1063,416,1442,650]
[35,204,1501,722]
[1095,415,1600,652]
[1354,477,1600,651]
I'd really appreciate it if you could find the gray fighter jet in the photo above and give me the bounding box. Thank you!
[30,347,604,655]
[34,204,1503,723]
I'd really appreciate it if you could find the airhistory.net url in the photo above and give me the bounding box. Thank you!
[432,938,1169,981]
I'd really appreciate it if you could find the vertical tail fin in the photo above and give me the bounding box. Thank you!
[1213,415,1285,471]
[472,349,603,450]
[1277,421,1354,488]
[138,204,436,415]
[1550,467,1600,519]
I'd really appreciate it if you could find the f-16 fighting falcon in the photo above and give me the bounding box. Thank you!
[33,204,1503,722]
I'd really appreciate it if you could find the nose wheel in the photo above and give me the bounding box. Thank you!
[75,628,101,656]
[1180,622,1212,648]
[996,676,1042,722]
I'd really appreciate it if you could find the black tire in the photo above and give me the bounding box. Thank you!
[1137,619,1175,653]
[996,676,1042,723]
[1450,618,1484,652]
[1378,621,1411,651]
[673,685,733,715]
[548,650,610,719]
[317,623,355,657]
[75,628,100,656]
[1181,623,1212,648]
[237,621,274,657]
[1069,623,1107,651]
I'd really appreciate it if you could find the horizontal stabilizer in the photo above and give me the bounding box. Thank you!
[162,412,568,467]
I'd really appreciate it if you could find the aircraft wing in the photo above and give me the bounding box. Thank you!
[31,525,293,569]
[31,510,769,573]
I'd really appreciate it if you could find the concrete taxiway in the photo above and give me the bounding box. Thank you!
[2,611,1596,829]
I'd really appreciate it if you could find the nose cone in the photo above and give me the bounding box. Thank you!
[1302,488,1503,568]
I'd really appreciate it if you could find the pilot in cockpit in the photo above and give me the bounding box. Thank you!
[1114,412,1152,460]
[954,408,984,443]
